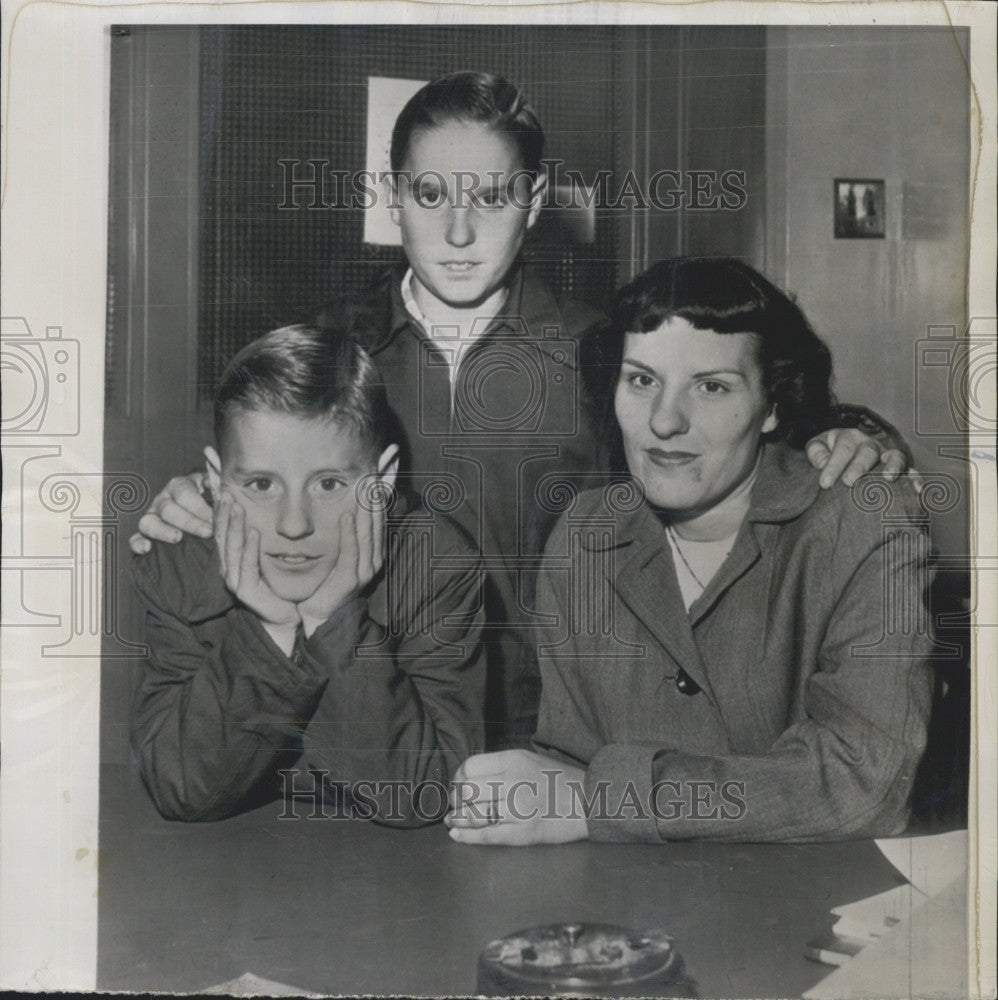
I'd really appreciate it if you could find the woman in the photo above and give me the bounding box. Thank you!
[446,257,933,844]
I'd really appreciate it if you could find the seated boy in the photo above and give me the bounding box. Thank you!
[131,325,485,824]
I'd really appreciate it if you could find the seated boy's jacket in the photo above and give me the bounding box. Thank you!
[131,498,485,825]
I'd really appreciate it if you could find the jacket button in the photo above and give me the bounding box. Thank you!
[676,669,701,695]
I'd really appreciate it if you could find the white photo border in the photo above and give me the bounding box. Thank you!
[1,1,994,994]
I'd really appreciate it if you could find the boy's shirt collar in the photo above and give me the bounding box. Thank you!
[400,267,504,385]
[399,266,521,340]
[399,267,429,329]
[391,264,530,342]
[374,261,589,369]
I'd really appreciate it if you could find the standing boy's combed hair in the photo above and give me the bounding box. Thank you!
[213,324,393,455]
[390,71,545,178]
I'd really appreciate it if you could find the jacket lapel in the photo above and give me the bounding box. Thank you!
[609,504,718,704]
[686,523,761,628]
[605,444,822,703]
[689,443,821,627]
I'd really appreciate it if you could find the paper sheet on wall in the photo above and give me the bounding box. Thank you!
[363,76,427,245]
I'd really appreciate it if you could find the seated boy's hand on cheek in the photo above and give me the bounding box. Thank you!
[214,491,299,627]
[295,491,385,624]
[445,750,589,846]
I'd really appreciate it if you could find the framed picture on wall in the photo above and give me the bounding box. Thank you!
[834,178,886,237]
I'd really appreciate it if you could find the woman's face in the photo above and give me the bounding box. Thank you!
[389,121,544,312]
[614,317,778,515]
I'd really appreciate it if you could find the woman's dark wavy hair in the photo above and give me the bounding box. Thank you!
[214,325,393,457]
[390,71,544,178]
[584,257,836,470]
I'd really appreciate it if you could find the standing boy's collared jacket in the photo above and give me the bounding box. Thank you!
[320,264,609,748]
[131,502,485,824]
[532,443,934,843]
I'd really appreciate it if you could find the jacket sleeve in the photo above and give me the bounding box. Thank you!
[130,549,328,822]
[300,514,486,827]
[535,506,935,844]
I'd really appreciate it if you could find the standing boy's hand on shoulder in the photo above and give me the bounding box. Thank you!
[214,490,300,628]
[129,471,214,553]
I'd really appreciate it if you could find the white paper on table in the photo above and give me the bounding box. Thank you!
[826,830,966,942]
[805,830,969,999]
[875,827,967,897]
[830,883,920,941]
[363,76,427,246]
[201,970,323,996]
[804,873,967,1000]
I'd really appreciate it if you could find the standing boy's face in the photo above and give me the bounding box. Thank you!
[389,121,545,312]
[212,408,379,603]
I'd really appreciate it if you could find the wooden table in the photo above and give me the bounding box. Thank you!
[98,763,906,997]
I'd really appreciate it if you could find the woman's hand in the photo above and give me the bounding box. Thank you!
[296,496,385,625]
[806,428,907,489]
[215,492,299,628]
[130,472,214,553]
[445,750,589,846]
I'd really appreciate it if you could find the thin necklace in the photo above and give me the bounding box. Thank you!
[667,524,706,590]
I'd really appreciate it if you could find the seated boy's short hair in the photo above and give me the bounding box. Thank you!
[214,324,393,455]
[390,71,544,178]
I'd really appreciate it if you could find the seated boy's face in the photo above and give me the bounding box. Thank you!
[217,407,375,602]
